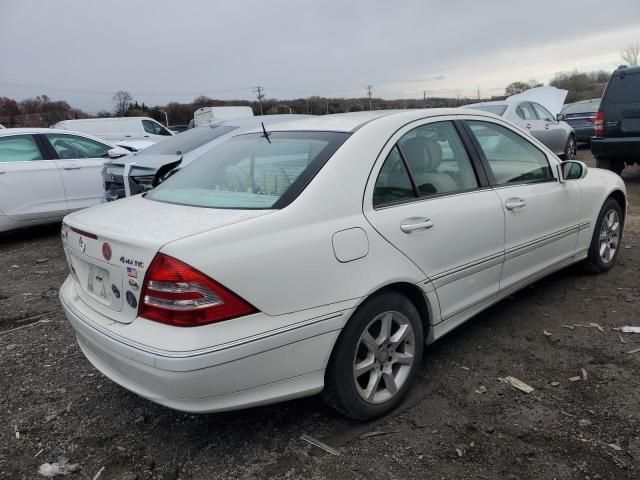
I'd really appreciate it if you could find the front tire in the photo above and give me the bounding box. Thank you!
[584,198,623,273]
[323,291,424,420]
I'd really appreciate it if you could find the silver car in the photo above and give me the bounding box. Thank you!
[463,101,577,160]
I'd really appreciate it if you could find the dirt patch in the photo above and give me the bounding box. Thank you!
[1,150,639,479]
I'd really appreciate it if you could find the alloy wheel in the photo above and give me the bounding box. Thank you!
[599,209,620,264]
[353,311,415,404]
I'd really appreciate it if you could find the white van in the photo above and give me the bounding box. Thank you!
[193,106,254,126]
[54,117,174,143]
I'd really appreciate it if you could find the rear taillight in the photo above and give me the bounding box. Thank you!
[594,110,605,136]
[139,253,257,326]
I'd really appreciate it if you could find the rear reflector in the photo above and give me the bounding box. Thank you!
[139,253,257,327]
[594,110,605,136]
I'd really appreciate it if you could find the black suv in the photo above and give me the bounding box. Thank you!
[591,65,640,175]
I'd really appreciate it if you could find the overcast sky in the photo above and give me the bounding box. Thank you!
[1,0,639,113]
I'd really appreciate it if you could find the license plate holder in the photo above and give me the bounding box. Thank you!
[87,264,110,301]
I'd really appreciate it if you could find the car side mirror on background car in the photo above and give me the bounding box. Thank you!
[107,147,130,159]
[559,160,588,182]
[556,113,566,122]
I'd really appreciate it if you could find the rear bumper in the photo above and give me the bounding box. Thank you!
[59,276,344,412]
[591,137,640,159]
[570,126,594,142]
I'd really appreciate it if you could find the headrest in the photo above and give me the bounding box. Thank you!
[401,137,443,173]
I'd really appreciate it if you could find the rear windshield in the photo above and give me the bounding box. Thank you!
[604,72,640,104]
[147,131,349,209]
[561,100,600,114]
[136,125,236,156]
[465,105,507,116]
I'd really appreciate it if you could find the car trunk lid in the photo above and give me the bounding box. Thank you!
[62,195,273,324]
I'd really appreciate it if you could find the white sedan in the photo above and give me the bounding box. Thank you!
[0,128,129,233]
[59,109,626,420]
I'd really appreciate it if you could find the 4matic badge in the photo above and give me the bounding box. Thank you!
[119,256,144,269]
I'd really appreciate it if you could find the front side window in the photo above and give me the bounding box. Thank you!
[516,102,536,121]
[142,120,172,136]
[0,135,43,162]
[532,103,555,122]
[467,121,554,185]
[372,146,416,207]
[46,134,110,159]
[147,131,348,209]
[397,121,478,196]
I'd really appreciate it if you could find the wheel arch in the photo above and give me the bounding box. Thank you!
[608,189,627,223]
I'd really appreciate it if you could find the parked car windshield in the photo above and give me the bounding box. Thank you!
[464,104,507,116]
[136,125,237,156]
[147,131,349,209]
[561,100,600,114]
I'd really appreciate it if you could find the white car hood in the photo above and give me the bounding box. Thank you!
[507,86,568,116]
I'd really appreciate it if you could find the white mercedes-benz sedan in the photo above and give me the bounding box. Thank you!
[59,109,626,420]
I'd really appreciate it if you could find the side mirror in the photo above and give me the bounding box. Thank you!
[107,147,130,159]
[556,113,566,122]
[559,160,588,182]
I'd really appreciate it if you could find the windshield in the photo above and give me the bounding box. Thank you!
[147,131,349,209]
[561,100,600,114]
[465,104,507,116]
[136,125,236,156]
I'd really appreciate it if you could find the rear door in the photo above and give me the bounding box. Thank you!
[601,70,640,137]
[463,119,581,291]
[44,133,111,211]
[0,134,67,220]
[517,102,549,145]
[532,102,565,154]
[364,119,504,322]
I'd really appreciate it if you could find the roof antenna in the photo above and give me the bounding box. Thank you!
[261,121,272,144]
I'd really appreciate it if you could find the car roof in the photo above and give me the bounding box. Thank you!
[241,109,489,133]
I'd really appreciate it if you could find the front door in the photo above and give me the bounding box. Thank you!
[464,119,581,291]
[45,133,111,211]
[363,120,505,321]
[0,134,67,220]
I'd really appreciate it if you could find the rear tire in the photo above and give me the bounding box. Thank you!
[584,198,623,273]
[596,157,624,175]
[323,291,424,420]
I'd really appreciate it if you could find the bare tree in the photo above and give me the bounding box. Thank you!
[112,90,133,116]
[621,43,640,67]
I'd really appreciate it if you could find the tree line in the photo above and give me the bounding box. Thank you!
[0,68,624,128]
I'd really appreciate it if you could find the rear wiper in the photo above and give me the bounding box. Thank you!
[261,122,272,144]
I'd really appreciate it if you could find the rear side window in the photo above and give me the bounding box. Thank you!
[604,72,640,104]
[516,103,536,120]
[46,134,110,159]
[142,120,172,136]
[467,121,553,185]
[0,135,43,162]
[147,131,349,209]
[373,146,416,207]
[465,105,507,116]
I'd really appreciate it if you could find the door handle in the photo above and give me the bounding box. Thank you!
[400,219,434,233]
[505,198,527,210]
[125,135,132,138]
[63,166,81,170]
[143,135,150,138]
[525,123,532,129]
[0,171,6,174]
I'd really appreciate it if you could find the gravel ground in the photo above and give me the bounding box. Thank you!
[1,150,639,480]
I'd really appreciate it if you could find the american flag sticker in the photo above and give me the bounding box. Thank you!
[127,267,137,278]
